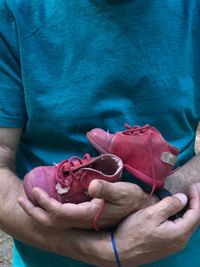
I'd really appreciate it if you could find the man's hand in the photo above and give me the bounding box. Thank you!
[111,183,200,267]
[18,180,156,229]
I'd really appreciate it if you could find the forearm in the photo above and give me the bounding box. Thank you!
[0,167,48,245]
[0,168,113,266]
[165,154,200,194]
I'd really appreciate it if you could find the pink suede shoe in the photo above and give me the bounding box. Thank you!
[87,124,179,191]
[24,153,123,205]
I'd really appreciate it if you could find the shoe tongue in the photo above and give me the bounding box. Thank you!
[70,159,82,168]
[63,158,90,172]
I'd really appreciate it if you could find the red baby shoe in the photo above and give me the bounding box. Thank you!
[87,124,179,192]
[23,153,123,206]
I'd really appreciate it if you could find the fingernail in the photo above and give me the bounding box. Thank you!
[174,193,188,205]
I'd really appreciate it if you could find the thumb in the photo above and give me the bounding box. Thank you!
[149,193,188,222]
[88,180,120,203]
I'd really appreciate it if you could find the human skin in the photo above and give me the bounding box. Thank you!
[19,153,200,230]
[1,127,200,267]
[18,180,156,229]
[165,154,200,195]
[113,183,200,267]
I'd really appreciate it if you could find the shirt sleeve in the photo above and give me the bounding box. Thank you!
[0,0,26,128]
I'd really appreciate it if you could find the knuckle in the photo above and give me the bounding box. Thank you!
[180,226,190,236]
[165,197,176,208]
[37,195,46,206]
[102,183,112,197]
[163,197,181,213]
[178,221,196,236]
[45,219,55,228]
[50,208,62,220]
[160,237,185,253]
[120,189,129,198]
[154,227,189,253]
[145,209,154,220]
[82,206,93,220]
[117,190,129,202]
[170,233,189,251]
[118,185,144,206]
[174,238,188,252]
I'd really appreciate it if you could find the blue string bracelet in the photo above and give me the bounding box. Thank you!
[110,231,122,267]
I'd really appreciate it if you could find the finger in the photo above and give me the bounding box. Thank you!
[61,201,98,219]
[34,186,102,218]
[175,183,200,233]
[146,193,188,222]
[19,195,98,229]
[33,187,98,221]
[18,196,50,225]
[32,187,63,211]
[88,180,145,205]
[88,180,118,202]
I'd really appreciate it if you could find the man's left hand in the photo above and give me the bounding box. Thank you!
[18,180,156,229]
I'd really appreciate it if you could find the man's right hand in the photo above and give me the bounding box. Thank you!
[110,183,200,267]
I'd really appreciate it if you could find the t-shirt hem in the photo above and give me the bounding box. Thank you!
[0,117,25,128]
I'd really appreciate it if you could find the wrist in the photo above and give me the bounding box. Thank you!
[165,155,200,194]
[48,228,115,266]
[0,168,53,251]
[81,230,116,267]
[114,228,139,267]
[165,171,188,195]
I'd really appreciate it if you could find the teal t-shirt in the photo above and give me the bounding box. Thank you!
[0,0,200,266]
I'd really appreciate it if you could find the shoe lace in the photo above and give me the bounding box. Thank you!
[123,124,150,135]
[55,153,91,187]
